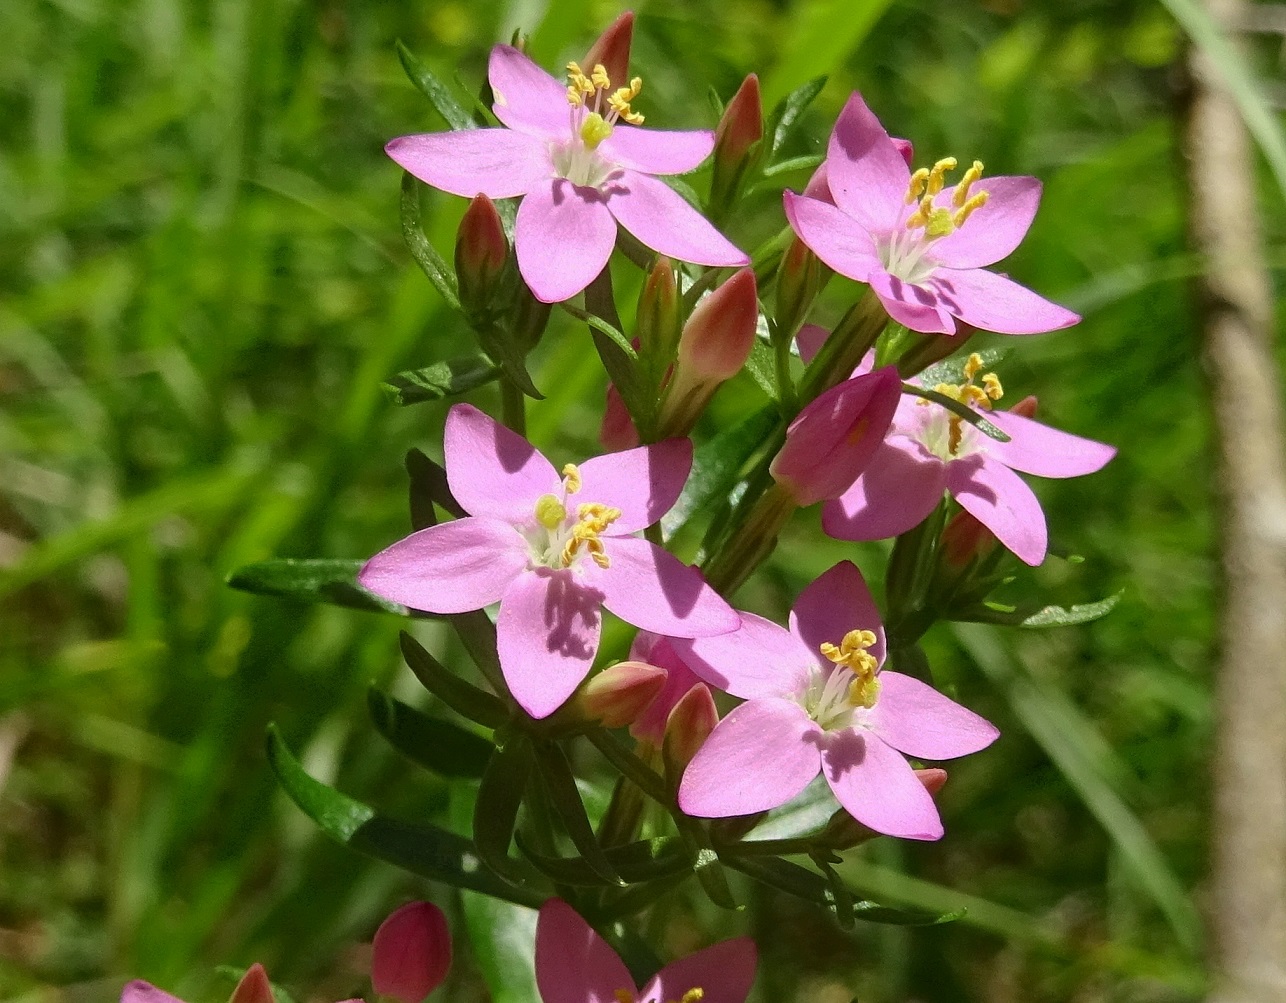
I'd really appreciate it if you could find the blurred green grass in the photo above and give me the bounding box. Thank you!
[1,1,1283,1001]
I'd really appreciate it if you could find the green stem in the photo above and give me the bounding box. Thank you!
[771,320,798,412]
[500,375,526,436]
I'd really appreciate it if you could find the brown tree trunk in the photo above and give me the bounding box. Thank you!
[1183,3,1286,1001]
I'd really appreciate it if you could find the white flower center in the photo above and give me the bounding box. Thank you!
[800,629,881,732]
[522,463,621,570]
[550,61,645,191]
[878,156,989,285]
[911,352,1004,461]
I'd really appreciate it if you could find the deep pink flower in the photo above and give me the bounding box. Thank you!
[784,93,1078,336]
[388,46,748,304]
[359,404,738,719]
[675,561,998,840]
[122,965,360,1003]
[535,898,756,1003]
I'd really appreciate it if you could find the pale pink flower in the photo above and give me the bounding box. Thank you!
[675,561,998,840]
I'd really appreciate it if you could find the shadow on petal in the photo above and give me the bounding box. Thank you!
[538,568,606,661]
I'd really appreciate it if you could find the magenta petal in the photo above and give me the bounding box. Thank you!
[600,126,714,175]
[607,170,748,266]
[669,613,814,701]
[782,191,880,283]
[789,560,886,669]
[928,176,1042,269]
[445,403,559,521]
[824,93,912,233]
[359,518,527,614]
[929,267,1079,335]
[823,441,948,542]
[868,268,955,334]
[869,671,999,760]
[795,323,829,365]
[386,130,548,199]
[516,179,617,304]
[488,45,568,139]
[122,983,186,1003]
[575,438,693,534]
[947,456,1047,566]
[822,729,944,840]
[678,698,823,817]
[591,536,738,638]
[535,899,634,1003]
[642,939,757,1003]
[498,570,602,719]
[985,411,1116,479]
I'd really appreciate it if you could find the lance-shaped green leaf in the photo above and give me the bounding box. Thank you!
[400,173,460,309]
[367,688,494,778]
[914,346,1007,388]
[958,593,1122,629]
[532,741,623,886]
[663,405,779,536]
[395,41,477,132]
[383,355,501,406]
[474,733,534,882]
[900,383,1010,442]
[676,819,739,911]
[405,448,466,530]
[766,76,827,155]
[516,833,690,888]
[227,559,405,614]
[265,725,539,906]
[811,850,855,930]
[475,323,543,401]
[399,631,506,728]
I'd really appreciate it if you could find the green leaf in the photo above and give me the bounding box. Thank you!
[761,153,825,179]
[558,302,639,361]
[398,631,507,728]
[516,834,690,887]
[227,558,405,614]
[395,40,477,131]
[474,733,534,882]
[744,337,780,402]
[766,76,827,154]
[382,355,501,406]
[265,725,538,905]
[405,448,465,529]
[532,741,623,886]
[959,592,1122,628]
[367,688,494,778]
[475,325,544,401]
[664,405,779,536]
[916,346,1008,388]
[400,173,461,309]
[900,383,1010,442]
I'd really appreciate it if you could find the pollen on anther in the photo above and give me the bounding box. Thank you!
[562,463,583,494]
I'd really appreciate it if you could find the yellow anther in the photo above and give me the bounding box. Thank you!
[614,991,634,1003]
[679,991,705,1003]
[926,157,958,196]
[591,63,611,91]
[982,372,1003,401]
[820,629,878,674]
[565,62,596,99]
[566,84,584,107]
[963,352,984,381]
[559,502,622,568]
[953,160,984,207]
[905,167,930,204]
[847,673,881,710]
[562,463,582,494]
[580,111,614,149]
[952,191,988,229]
[534,494,567,529]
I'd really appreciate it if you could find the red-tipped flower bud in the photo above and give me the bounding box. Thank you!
[582,11,634,92]
[1009,394,1038,419]
[770,367,902,506]
[677,268,758,383]
[662,683,718,783]
[454,194,509,317]
[372,902,452,1003]
[775,235,824,336]
[710,75,763,211]
[637,257,681,362]
[940,508,999,569]
[914,767,948,798]
[228,965,274,1003]
[575,661,667,729]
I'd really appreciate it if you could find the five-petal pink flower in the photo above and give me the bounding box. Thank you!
[536,898,756,1003]
[359,404,738,719]
[674,561,999,840]
[388,46,748,304]
[784,92,1079,336]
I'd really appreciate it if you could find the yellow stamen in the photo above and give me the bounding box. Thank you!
[903,157,987,239]
[565,62,596,101]
[905,167,929,204]
[560,502,622,568]
[953,160,984,207]
[963,352,983,381]
[982,372,1003,401]
[590,63,611,91]
[566,84,584,107]
[952,191,988,229]
[820,629,881,710]
[534,494,566,529]
[920,353,1006,457]
[926,157,957,196]
[614,991,633,1003]
[562,462,582,494]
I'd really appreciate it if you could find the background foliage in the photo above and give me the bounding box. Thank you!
[2,0,1283,1001]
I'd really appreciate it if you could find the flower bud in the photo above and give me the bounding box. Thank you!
[454,194,509,318]
[662,683,718,784]
[1009,394,1038,418]
[770,367,902,506]
[636,257,681,363]
[710,75,763,216]
[228,965,274,1003]
[372,901,452,1003]
[600,381,640,450]
[582,11,634,92]
[575,661,667,729]
[940,508,998,570]
[775,235,824,337]
[628,634,704,748]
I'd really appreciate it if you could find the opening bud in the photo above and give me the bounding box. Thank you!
[636,257,681,363]
[662,683,718,784]
[454,194,509,318]
[574,660,667,729]
[940,508,999,570]
[600,381,641,450]
[228,965,274,1003]
[710,74,763,216]
[581,11,634,98]
[371,901,452,1003]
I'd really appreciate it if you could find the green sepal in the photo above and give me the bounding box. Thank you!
[766,76,827,155]
[398,631,507,728]
[226,558,405,615]
[405,448,465,530]
[367,687,494,778]
[474,732,534,882]
[382,355,501,406]
[532,741,623,886]
[559,302,639,362]
[400,173,460,309]
[958,592,1122,629]
[475,322,543,400]
[395,40,477,131]
[516,834,690,887]
[744,337,780,402]
[265,724,538,906]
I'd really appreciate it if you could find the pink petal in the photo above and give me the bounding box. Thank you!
[121,983,186,1003]
[229,966,274,1003]
[641,939,757,1003]
[823,441,948,542]
[789,560,886,670]
[824,93,912,234]
[628,634,705,745]
[589,536,738,638]
[928,267,1079,336]
[371,902,452,1003]
[575,438,693,535]
[795,323,829,365]
[928,176,1042,270]
[444,403,559,522]
[668,612,815,701]
[868,268,956,334]
[678,698,823,817]
[600,126,714,175]
[488,45,568,139]
[802,161,833,203]
[535,899,634,1003]
[782,191,881,283]
[606,170,748,267]
[386,130,549,199]
[867,671,999,760]
[820,729,943,841]
[497,570,602,719]
[359,518,527,614]
[984,411,1116,479]
[516,179,617,304]
[946,455,1047,566]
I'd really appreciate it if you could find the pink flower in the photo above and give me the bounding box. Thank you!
[359,404,738,719]
[821,352,1116,566]
[122,965,360,1003]
[675,561,999,840]
[372,901,452,1003]
[783,93,1079,336]
[535,898,756,1003]
[388,46,748,304]
[626,632,707,747]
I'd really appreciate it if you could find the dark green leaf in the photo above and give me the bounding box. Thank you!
[959,593,1122,629]
[399,632,506,728]
[400,173,460,308]
[475,324,543,401]
[761,153,825,179]
[664,405,779,535]
[767,76,827,154]
[900,384,1010,442]
[405,448,465,529]
[744,337,779,401]
[558,302,638,361]
[382,355,501,406]
[676,820,739,911]
[532,741,623,886]
[474,733,533,881]
[395,41,477,131]
[367,688,494,778]
[227,559,405,614]
[516,833,689,887]
[266,725,538,905]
